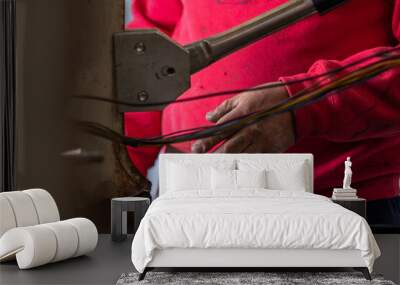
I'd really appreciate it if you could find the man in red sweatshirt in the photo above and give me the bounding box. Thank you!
[125,0,400,224]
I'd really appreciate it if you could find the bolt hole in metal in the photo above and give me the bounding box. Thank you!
[134,42,145,55]
[162,66,176,76]
[137,91,149,102]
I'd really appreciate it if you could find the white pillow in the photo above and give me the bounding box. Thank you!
[238,159,307,191]
[211,168,236,190]
[166,159,235,192]
[167,163,210,191]
[267,167,306,191]
[211,169,267,190]
[236,169,267,189]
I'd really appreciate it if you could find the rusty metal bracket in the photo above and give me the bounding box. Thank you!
[113,30,191,112]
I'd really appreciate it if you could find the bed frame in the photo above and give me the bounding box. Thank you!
[140,248,370,280]
[139,154,371,281]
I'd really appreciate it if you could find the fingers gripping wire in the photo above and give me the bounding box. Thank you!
[74,48,400,147]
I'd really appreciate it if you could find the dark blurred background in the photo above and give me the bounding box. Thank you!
[11,0,147,232]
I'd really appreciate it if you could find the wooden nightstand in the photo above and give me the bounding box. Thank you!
[331,198,366,219]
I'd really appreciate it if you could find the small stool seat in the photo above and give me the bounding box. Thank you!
[111,197,150,242]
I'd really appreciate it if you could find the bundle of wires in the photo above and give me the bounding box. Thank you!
[75,47,400,148]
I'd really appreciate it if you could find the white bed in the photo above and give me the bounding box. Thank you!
[131,154,380,280]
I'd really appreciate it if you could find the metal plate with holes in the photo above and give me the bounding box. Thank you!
[113,30,191,112]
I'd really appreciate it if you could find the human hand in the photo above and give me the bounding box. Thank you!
[191,83,296,153]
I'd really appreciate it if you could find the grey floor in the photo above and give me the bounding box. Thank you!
[0,234,133,285]
[1,234,398,285]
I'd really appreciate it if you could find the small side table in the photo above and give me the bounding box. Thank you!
[111,197,150,242]
[332,198,366,219]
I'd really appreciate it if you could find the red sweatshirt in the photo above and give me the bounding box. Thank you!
[126,0,400,201]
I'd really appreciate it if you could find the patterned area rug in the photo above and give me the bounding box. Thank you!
[117,272,395,285]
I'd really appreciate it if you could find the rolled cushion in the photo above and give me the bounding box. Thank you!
[23,189,60,224]
[42,221,79,262]
[65,218,98,257]
[0,191,39,227]
[0,218,97,269]
[0,189,60,238]
[0,226,57,268]
[0,196,17,237]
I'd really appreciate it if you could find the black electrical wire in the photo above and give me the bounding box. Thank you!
[79,57,400,146]
[123,53,400,142]
[74,46,400,108]
[75,46,400,143]
[76,54,400,147]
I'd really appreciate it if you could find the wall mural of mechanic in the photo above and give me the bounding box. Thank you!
[87,0,400,225]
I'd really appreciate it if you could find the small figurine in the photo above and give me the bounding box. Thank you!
[332,157,357,199]
[342,157,353,190]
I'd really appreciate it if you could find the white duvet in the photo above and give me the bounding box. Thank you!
[131,190,380,273]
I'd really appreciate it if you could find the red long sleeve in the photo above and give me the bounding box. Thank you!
[124,0,400,200]
[281,1,400,142]
[126,0,183,36]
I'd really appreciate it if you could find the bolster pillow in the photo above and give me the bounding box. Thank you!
[0,189,60,237]
[0,218,98,269]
